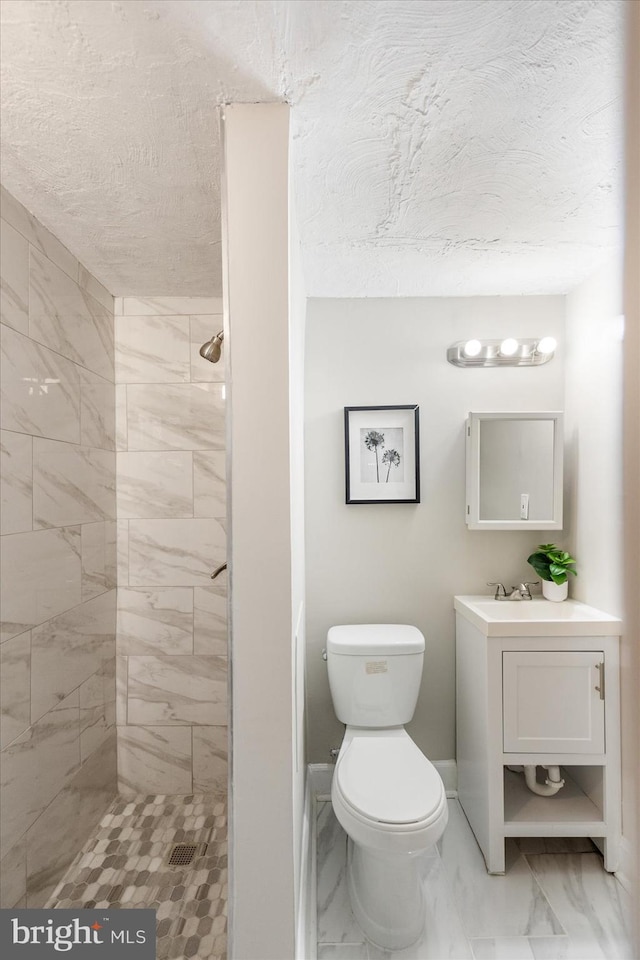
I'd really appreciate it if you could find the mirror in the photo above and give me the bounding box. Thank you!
[466,411,563,530]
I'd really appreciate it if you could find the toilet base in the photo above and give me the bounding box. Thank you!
[347,837,425,950]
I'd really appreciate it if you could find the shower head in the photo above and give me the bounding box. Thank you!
[199,331,224,363]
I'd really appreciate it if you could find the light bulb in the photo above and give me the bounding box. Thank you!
[537,336,557,355]
[463,339,482,358]
[499,338,519,356]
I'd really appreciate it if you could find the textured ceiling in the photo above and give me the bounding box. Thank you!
[0,0,625,297]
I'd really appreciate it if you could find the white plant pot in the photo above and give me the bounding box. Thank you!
[542,579,568,602]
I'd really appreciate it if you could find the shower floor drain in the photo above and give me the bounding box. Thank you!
[167,842,206,866]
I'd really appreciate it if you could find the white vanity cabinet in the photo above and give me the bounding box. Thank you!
[454,596,621,875]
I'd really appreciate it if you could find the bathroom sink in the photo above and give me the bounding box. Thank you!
[454,595,621,637]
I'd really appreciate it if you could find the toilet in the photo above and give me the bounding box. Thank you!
[326,623,448,950]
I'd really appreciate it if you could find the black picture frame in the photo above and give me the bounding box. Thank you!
[344,405,420,504]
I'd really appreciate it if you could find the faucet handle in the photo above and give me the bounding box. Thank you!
[519,581,539,599]
[487,582,507,599]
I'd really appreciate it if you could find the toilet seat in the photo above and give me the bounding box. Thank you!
[335,733,445,826]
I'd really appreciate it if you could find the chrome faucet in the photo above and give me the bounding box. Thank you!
[487,581,539,600]
[513,581,539,600]
[512,580,540,600]
[487,582,508,599]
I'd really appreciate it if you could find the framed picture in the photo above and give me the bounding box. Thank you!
[344,405,420,504]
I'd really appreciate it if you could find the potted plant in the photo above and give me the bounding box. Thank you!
[527,543,577,602]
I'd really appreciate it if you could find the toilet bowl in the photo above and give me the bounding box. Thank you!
[331,727,448,948]
[326,624,449,950]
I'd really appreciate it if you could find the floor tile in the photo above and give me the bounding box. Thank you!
[317,801,364,944]
[439,802,564,939]
[526,936,601,959]
[317,944,369,959]
[514,837,597,855]
[319,801,473,960]
[366,854,473,959]
[525,853,634,959]
[316,794,635,959]
[470,936,571,959]
[47,793,227,960]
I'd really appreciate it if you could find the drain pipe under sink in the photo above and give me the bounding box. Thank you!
[507,764,566,797]
[525,764,566,796]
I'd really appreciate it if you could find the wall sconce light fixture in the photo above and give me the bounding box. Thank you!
[447,337,557,367]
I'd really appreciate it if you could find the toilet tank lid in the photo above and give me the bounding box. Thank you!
[327,624,425,656]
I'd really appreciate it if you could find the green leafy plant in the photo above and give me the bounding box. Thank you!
[527,543,577,585]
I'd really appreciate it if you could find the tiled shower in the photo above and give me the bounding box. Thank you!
[113,296,227,799]
[1,185,118,908]
[0,186,229,931]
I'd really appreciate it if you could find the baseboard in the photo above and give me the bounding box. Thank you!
[615,835,636,895]
[308,763,333,800]
[296,768,317,960]
[433,759,458,797]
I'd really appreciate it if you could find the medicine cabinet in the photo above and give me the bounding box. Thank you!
[465,411,564,530]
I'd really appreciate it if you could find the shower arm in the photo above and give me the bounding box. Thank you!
[211,561,227,580]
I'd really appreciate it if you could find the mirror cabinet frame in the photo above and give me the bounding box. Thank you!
[465,411,564,531]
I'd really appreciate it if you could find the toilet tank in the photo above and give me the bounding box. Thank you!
[326,624,425,727]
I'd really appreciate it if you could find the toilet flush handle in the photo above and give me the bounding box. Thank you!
[322,649,327,661]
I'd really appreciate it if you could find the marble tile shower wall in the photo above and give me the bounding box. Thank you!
[0,186,117,908]
[114,297,228,800]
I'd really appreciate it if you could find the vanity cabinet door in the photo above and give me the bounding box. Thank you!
[503,651,605,753]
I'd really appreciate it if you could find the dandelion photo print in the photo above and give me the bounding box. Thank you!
[345,405,419,504]
[360,427,405,483]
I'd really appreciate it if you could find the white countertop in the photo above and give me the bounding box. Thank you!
[454,595,622,637]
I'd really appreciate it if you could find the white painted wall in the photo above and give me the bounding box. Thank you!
[564,261,624,616]
[622,1,640,939]
[563,262,635,887]
[288,142,308,946]
[224,103,302,960]
[304,296,565,763]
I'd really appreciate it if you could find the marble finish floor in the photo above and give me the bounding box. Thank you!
[47,794,227,959]
[317,799,634,960]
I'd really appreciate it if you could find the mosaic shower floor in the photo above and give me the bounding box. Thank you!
[47,794,227,960]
